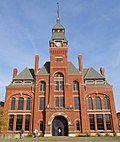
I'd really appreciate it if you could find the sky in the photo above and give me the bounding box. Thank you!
[0,0,120,111]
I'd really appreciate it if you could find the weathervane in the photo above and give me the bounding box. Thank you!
[57,2,60,20]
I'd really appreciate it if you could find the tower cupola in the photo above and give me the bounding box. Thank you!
[50,3,67,47]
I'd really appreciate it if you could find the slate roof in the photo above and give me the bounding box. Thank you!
[37,62,50,75]
[52,19,64,30]
[50,18,67,42]
[67,62,80,75]
[14,67,34,80]
[84,67,105,80]
[11,62,108,85]
[37,61,80,75]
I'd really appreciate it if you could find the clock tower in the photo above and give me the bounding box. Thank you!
[49,17,68,69]
[48,15,69,107]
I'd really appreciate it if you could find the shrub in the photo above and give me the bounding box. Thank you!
[96,133,100,137]
[105,132,110,137]
[26,132,33,137]
[86,131,90,137]
[76,133,86,137]
[113,131,117,137]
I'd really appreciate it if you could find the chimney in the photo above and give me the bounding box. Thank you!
[34,55,39,74]
[78,54,83,72]
[100,67,105,76]
[13,68,18,79]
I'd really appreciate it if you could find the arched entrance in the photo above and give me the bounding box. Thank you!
[52,116,68,136]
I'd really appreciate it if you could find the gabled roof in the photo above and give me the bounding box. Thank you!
[84,67,105,79]
[37,61,80,75]
[68,62,80,75]
[14,67,34,80]
[37,62,50,75]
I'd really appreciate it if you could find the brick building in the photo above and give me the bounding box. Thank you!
[4,16,118,136]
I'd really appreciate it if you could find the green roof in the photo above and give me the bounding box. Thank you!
[14,67,34,80]
[84,67,105,79]
[68,62,80,75]
[37,62,50,75]
[52,19,64,30]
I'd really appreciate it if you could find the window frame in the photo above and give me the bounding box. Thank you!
[10,97,16,110]
[74,96,80,110]
[95,97,102,110]
[88,97,93,110]
[40,81,46,92]
[16,115,23,131]
[96,114,104,130]
[73,81,79,91]
[26,97,31,110]
[8,115,14,131]
[89,114,95,130]
[18,97,24,110]
[39,97,45,110]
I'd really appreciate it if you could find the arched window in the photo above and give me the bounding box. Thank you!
[104,97,109,109]
[54,73,64,91]
[11,97,15,110]
[95,97,102,109]
[88,97,93,110]
[18,97,24,110]
[73,81,79,91]
[40,81,46,91]
[26,97,31,110]
[76,121,80,131]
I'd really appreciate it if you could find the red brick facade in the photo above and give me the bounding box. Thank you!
[3,18,118,136]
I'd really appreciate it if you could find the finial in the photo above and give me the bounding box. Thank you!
[57,2,60,21]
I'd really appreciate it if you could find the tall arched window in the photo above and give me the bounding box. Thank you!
[54,73,64,91]
[26,97,31,110]
[95,97,102,109]
[40,81,46,91]
[18,97,24,110]
[88,97,93,110]
[73,81,79,91]
[104,97,109,109]
[11,97,15,110]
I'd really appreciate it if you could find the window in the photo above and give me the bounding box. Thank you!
[74,97,80,110]
[73,81,79,91]
[55,57,63,62]
[76,121,80,131]
[86,80,94,85]
[105,114,112,130]
[55,96,64,107]
[54,73,64,91]
[8,115,14,131]
[26,97,31,110]
[10,97,15,110]
[39,97,45,110]
[16,115,23,130]
[95,80,104,85]
[25,115,30,131]
[18,97,24,110]
[96,114,104,130]
[88,97,93,110]
[89,114,95,130]
[40,121,44,131]
[95,97,102,109]
[40,81,46,91]
[104,97,109,109]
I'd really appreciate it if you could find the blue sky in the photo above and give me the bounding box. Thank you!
[0,0,120,111]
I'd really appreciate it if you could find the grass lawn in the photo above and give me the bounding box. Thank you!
[0,137,120,142]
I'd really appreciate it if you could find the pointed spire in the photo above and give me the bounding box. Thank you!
[57,2,60,21]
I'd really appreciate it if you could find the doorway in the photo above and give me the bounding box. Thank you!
[52,116,68,136]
